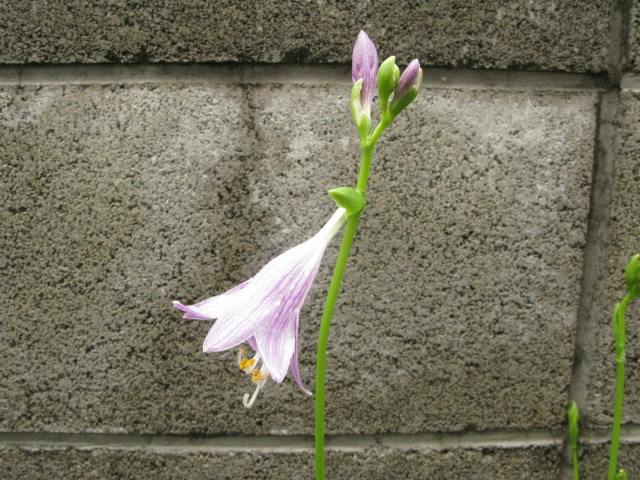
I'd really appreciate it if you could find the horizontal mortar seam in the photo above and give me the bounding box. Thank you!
[620,72,640,90]
[0,64,608,91]
[1,427,639,453]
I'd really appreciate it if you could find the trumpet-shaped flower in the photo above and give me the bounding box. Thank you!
[351,30,378,123]
[174,208,347,407]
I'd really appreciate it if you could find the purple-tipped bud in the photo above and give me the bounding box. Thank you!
[352,30,378,116]
[389,59,422,116]
[394,59,422,100]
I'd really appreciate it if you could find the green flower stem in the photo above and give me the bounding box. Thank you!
[608,293,631,480]
[572,445,580,480]
[313,211,360,480]
[356,119,391,191]
[567,402,580,480]
[314,118,390,480]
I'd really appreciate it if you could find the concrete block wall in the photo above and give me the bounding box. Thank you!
[0,1,638,478]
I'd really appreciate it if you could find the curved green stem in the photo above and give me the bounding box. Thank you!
[608,294,631,480]
[314,211,360,480]
[314,119,390,480]
[355,119,390,192]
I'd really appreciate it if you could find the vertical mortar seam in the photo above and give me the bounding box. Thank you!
[558,1,632,478]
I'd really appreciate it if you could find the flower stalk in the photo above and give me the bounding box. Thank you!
[314,141,382,480]
[608,254,639,480]
[174,29,421,478]
[314,31,422,478]
[569,254,639,480]
[567,401,580,480]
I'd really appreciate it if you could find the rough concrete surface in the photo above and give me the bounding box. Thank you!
[583,91,640,428]
[580,442,640,478]
[0,83,597,436]
[0,444,562,479]
[0,1,611,72]
[628,0,640,72]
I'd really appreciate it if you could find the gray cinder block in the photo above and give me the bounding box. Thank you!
[585,91,640,428]
[1,83,597,435]
[0,1,610,72]
[0,444,562,479]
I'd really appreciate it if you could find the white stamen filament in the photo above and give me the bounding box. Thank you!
[242,365,269,408]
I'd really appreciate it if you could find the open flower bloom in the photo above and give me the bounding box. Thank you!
[174,208,347,407]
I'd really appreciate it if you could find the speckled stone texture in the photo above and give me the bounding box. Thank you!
[628,0,640,72]
[580,443,640,478]
[0,83,596,435]
[0,1,610,72]
[0,444,562,479]
[584,91,640,428]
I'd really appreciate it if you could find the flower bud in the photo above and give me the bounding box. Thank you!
[615,469,628,480]
[624,254,640,297]
[351,30,378,131]
[377,56,400,113]
[389,59,423,117]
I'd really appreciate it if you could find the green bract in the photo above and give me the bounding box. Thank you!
[329,187,365,217]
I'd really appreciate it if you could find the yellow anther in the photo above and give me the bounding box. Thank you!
[239,358,255,370]
[238,347,247,354]
[251,371,269,382]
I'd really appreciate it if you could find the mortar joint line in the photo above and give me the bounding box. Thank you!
[1,426,640,453]
[558,0,634,478]
[0,63,611,91]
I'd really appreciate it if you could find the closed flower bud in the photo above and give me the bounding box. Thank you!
[624,254,640,297]
[351,30,378,134]
[389,59,422,117]
[377,56,400,113]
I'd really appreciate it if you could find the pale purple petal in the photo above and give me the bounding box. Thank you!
[254,247,324,382]
[202,290,281,352]
[173,280,250,320]
[290,318,312,395]
[203,241,321,352]
[173,301,213,320]
[254,310,297,383]
[352,30,378,111]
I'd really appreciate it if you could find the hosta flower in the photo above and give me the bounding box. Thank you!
[174,208,347,407]
[351,30,378,123]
